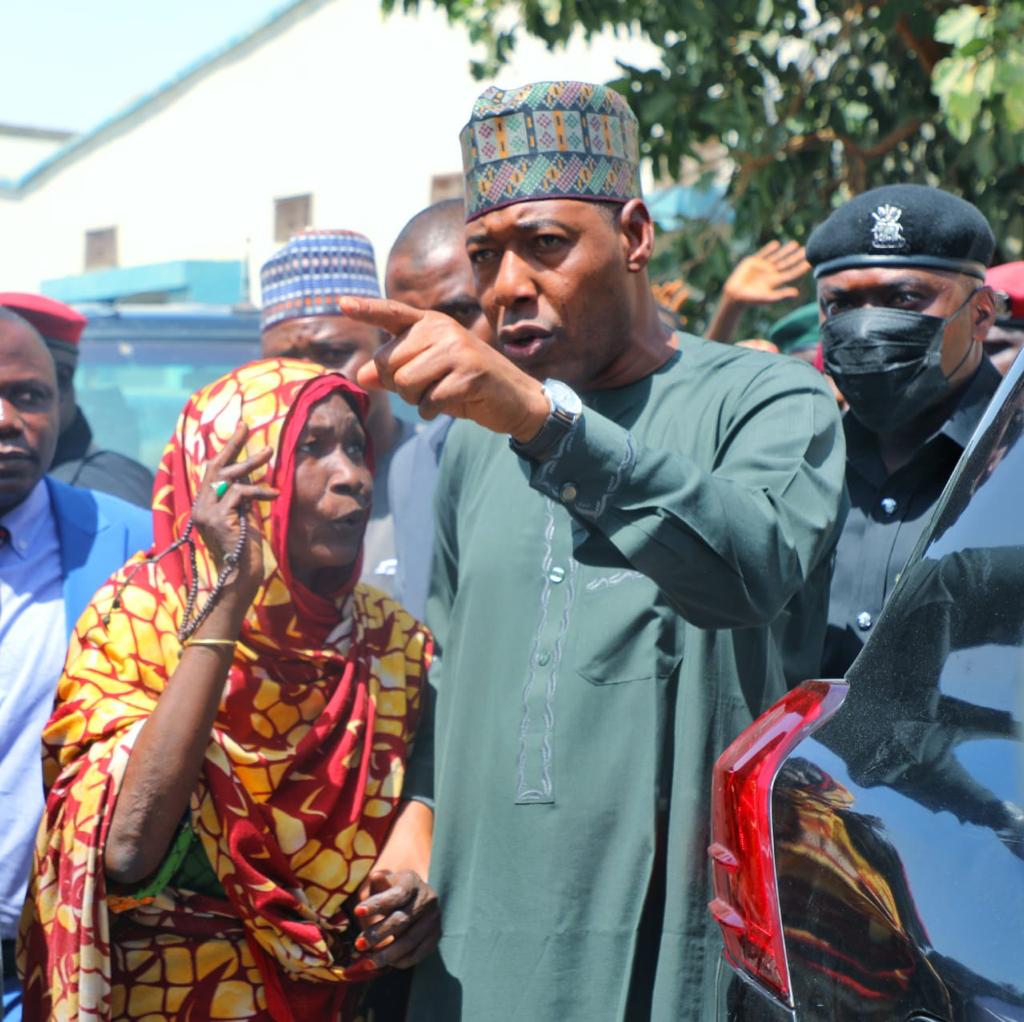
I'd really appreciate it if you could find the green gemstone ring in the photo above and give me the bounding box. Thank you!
[214,480,230,500]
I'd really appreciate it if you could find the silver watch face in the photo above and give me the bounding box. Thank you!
[543,379,583,418]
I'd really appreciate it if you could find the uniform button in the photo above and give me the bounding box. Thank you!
[856,611,873,631]
[559,482,578,503]
[880,497,897,516]
[548,566,566,584]
[537,650,552,666]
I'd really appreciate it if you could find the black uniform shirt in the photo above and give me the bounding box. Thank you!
[49,407,155,509]
[822,357,1002,678]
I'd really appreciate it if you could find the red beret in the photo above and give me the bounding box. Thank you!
[0,292,87,345]
[986,262,1024,322]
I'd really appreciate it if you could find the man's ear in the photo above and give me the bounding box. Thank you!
[619,198,655,273]
[972,285,998,342]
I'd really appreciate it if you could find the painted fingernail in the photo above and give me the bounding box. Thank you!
[355,935,369,952]
[353,905,368,917]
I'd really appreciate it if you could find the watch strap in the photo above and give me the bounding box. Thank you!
[510,381,580,461]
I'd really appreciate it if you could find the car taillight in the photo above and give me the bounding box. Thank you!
[708,679,848,1005]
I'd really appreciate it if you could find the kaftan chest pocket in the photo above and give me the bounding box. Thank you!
[570,570,683,685]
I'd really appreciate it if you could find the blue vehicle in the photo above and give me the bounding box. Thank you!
[74,303,417,475]
[75,304,261,471]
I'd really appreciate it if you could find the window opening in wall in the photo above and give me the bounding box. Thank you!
[85,227,118,270]
[275,194,313,242]
[430,173,463,203]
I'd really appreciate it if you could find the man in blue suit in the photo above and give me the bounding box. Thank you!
[0,309,151,1019]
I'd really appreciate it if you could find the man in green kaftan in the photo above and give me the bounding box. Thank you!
[341,81,847,1021]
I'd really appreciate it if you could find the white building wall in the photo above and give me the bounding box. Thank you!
[0,0,658,296]
[0,132,70,181]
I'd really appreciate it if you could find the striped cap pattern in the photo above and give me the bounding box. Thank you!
[260,230,381,331]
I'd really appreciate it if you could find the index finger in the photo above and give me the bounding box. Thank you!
[339,296,426,334]
[207,422,249,475]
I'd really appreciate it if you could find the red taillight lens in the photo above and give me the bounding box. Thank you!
[709,679,848,1005]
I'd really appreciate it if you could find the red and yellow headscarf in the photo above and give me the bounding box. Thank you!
[19,359,431,1022]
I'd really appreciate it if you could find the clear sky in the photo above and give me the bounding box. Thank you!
[1,0,294,131]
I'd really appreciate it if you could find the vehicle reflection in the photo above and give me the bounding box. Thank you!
[773,758,951,1018]
[831,543,1024,861]
[775,538,1024,1015]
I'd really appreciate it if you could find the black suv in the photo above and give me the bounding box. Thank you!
[710,354,1024,1020]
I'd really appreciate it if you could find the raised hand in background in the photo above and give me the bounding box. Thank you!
[706,240,811,343]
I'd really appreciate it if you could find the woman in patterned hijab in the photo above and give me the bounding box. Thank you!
[19,359,437,1021]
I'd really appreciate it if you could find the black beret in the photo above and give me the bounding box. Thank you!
[806,184,995,281]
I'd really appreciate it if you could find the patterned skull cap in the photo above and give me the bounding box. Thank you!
[260,229,381,331]
[460,80,642,222]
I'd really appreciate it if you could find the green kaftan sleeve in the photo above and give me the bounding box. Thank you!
[528,357,847,629]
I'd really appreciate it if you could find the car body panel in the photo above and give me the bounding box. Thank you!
[719,355,1024,1020]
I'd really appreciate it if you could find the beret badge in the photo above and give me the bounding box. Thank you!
[807,184,994,280]
[871,204,906,250]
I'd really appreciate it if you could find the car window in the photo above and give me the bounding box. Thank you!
[77,334,259,470]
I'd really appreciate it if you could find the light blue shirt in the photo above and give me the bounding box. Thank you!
[0,481,66,938]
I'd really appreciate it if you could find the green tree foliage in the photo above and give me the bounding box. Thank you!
[385,0,1024,327]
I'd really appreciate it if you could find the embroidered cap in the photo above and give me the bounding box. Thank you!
[460,80,642,222]
[806,184,995,281]
[260,230,381,332]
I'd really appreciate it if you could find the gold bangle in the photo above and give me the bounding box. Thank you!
[183,638,237,650]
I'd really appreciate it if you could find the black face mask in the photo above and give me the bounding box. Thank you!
[822,291,978,434]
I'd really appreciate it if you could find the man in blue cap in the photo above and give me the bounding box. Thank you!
[807,184,1001,677]
[341,80,847,1021]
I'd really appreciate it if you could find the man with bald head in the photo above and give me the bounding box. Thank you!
[0,310,150,1018]
[384,199,493,617]
[386,198,490,338]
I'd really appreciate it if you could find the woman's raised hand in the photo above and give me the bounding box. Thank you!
[192,422,278,605]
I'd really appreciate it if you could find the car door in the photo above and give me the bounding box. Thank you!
[776,371,1024,1020]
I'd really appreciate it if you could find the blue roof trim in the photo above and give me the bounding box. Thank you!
[1,0,327,196]
[43,260,245,304]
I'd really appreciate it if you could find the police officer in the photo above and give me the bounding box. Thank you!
[807,184,1001,677]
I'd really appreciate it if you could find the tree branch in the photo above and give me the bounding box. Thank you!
[895,13,947,76]
[861,117,923,159]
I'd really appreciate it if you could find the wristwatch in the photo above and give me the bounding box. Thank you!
[510,379,583,461]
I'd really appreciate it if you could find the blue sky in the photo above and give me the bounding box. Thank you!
[2,0,292,131]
